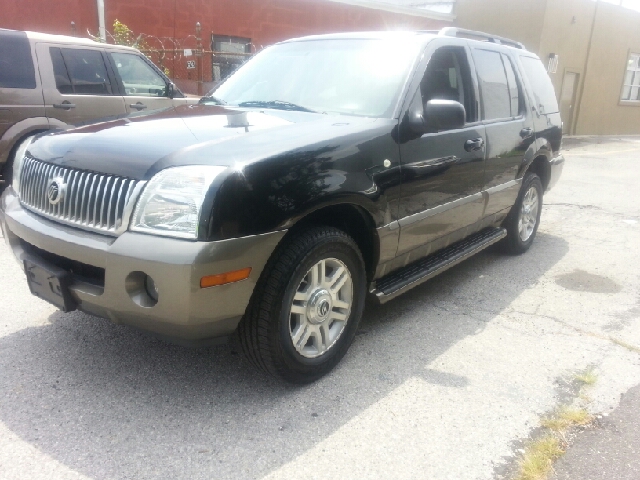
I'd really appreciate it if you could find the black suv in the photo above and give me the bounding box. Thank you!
[0,29,564,382]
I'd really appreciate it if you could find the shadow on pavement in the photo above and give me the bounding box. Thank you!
[0,232,568,479]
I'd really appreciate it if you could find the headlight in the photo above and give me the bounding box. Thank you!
[11,136,35,198]
[130,165,227,239]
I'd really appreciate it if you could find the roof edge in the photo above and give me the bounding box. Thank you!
[325,0,456,21]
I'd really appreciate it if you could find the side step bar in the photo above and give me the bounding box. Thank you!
[371,227,507,304]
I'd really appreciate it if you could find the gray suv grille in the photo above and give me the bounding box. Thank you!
[18,156,145,236]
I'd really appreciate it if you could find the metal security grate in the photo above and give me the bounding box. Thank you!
[18,156,145,236]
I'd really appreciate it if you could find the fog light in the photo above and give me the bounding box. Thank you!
[145,275,159,302]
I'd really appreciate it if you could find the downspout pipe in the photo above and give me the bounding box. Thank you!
[96,0,106,42]
[573,0,599,135]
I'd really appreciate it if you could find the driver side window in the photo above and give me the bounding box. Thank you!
[109,52,167,97]
[421,47,477,123]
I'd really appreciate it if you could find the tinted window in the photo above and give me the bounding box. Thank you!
[110,52,167,97]
[50,48,73,94]
[473,49,511,120]
[58,48,113,95]
[520,56,559,114]
[421,47,476,123]
[502,54,521,117]
[0,31,36,89]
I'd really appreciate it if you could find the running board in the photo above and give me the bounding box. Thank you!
[371,227,507,304]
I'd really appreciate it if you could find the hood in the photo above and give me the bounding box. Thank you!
[27,104,384,180]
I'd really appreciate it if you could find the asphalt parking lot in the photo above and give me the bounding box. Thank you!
[1,136,640,480]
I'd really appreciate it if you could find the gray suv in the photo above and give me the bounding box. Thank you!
[0,28,196,188]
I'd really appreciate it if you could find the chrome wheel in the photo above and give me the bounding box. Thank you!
[289,258,353,359]
[518,186,539,242]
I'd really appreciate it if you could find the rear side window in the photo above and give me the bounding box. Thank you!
[472,49,511,120]
[0,32,36,89]
[520,56,559,114]
[49,47,113,95]
[502,54,521,117]
[50,48,73,94]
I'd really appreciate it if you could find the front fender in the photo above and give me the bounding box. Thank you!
[203,164,393,241]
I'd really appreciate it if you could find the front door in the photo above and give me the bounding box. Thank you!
[397,43,486,257]
[559,71,579,135]
[106,50,185,114]
[36,43,126,126]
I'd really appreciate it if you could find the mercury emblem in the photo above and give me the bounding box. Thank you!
[47,177,66,205]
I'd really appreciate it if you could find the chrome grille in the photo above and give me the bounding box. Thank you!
[18,156,145,236]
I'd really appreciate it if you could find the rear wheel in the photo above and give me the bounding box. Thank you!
[238,226,366,383]
[502,172,543,254]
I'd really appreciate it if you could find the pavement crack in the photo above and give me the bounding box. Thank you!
[506,306,640,356]
[545,203,640,221]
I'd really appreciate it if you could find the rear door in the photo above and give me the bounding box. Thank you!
[106,50,186,113]
[36,43,126,126]
[471,47,535,219]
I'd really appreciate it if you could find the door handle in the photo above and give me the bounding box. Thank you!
[129,102,147,110]
[520,127,533,138]
[53,101,75,110]
[464,138,484,152]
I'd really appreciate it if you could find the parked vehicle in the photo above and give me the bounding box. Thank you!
[0,29,564,383]
[0,28,195,189]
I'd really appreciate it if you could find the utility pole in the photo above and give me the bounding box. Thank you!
[196,22,203,96]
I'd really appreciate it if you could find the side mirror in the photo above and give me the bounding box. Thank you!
[166,82,176,99]
[409,99,466,134]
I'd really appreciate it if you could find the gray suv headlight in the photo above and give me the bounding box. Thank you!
[11,137,35,198]
[130,166,227,239]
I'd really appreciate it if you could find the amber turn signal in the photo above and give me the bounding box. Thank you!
[200,267,252,288]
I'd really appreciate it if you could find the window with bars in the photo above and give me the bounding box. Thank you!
[621,53,640,102]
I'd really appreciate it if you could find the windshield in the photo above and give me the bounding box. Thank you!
[204,38,421,117]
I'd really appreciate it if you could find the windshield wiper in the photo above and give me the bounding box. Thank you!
[199,95,227,105]
[237,100,317,113]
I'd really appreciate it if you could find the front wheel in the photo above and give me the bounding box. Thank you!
[502,172,543,254]
[238,227,366,383]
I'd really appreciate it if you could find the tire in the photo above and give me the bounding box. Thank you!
[238,226,366,383]
[0,155,13,194]
[502,172,543,254]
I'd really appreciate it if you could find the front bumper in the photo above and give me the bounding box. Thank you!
[546,153,565,192]
[1,188,285,344]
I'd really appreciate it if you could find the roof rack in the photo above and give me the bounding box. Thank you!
[438,27,525,50]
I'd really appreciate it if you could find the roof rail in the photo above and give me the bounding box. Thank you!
[438,27,525,50]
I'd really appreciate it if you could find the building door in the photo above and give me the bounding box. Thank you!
[560,71,579,135]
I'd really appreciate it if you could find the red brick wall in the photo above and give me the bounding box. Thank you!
[1,0,447,44]
[107,0,446,47]
[0,0,98,37]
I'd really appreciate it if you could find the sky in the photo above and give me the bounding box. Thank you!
[603,0,640,7]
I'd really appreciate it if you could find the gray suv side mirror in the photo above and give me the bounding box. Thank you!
[409,99,466,133]
[166,82,176,99]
